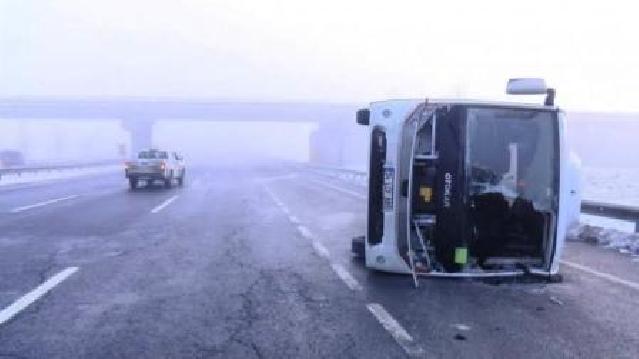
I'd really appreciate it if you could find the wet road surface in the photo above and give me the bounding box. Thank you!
[1,164,638,358]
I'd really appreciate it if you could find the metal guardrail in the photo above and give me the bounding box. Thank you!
[306,165,367,181]
[581,200,639,232]
[313,165,639,233]
[0,160,121,180]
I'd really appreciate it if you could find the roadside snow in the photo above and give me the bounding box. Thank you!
[580,214,636,233]
[579,166,639,233]
[0,165,121,187]
[568,224,639,257]
[582,167,639,207]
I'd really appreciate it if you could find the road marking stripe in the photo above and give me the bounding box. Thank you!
[264,186,285,207]
[561,259,639,291]
[10,195,79,213]
[265,184,360,295]
[0,267,79,325]
[150,195,179,213]
[307,178,366,199]
[366,303,426,357]
[330,263,363,291]
[297,225,313,239]
[312,240,330,259]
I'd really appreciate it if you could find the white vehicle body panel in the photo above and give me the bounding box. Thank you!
[125,149,185,181]
[362,98,580,277]
[365,100,421,273]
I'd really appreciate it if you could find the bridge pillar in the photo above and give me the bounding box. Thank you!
[309,121,367,169]
[121,119,155,155]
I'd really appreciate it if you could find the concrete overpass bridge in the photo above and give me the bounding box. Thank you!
[0,97,365,165]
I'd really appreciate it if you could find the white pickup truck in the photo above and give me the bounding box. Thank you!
[125,149,185,190]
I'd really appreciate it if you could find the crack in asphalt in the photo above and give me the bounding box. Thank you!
[198,266,333,358]
[337,333,357,359]
[249,341,266,359]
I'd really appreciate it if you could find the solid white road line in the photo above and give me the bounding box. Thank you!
[307,178,366,200]
[561,259,639,291]
[331,263,363,291]
[10,195,79,213]
[0,267,79,325]
[297,225,313,240]
[150,195,179,214]
[366,303,426,358]
[312,240,330,259]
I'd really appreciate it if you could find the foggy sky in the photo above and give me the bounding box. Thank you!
[2,0,639,111]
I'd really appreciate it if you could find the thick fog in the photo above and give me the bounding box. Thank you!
[154,121,317,165]
[1,0,638,167]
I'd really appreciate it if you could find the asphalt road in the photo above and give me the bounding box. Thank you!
[0,164,638,358]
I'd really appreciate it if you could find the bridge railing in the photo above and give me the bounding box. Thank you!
[581,200,639,233]
[309,165,639,233]
[0,160,121,181]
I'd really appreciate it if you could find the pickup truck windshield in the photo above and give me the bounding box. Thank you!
[138,151,169,159]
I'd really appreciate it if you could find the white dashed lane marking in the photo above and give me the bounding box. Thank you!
[366,303,426,357]
[297,225,313,240]
[150,195,179,213]
[312,240,331,259]
[264,184,423,357]
[330,263,363,291]
[10,195,79,213]
[0,267,79,325]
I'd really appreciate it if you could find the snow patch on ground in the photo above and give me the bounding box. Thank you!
[0,165,121,187]
[579,214,636,233]
[568,224,639,257]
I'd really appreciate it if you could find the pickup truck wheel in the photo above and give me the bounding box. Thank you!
[164,171,173,189]
[178,170,185,186]
[129,178,138,190]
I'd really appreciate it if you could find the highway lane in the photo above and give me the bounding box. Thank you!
[0,163,638,358]
[266,169,639,358]
[0,170,185,310]
[0,165,406,358]
[0,167,124,212]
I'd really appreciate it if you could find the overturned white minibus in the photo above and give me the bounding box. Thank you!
[353,79,580,285]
